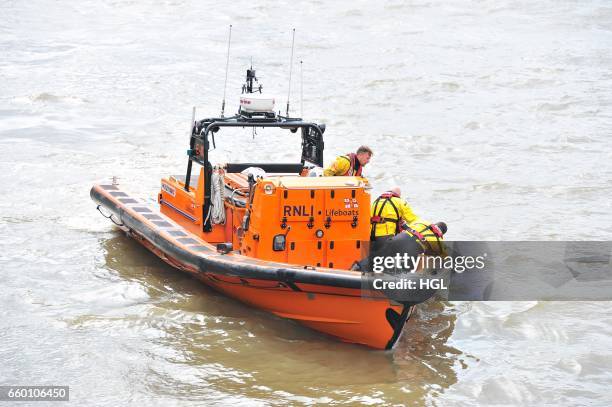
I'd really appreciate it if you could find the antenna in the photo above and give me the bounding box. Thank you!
[286,28,296,117]
[300,60,303,118]
[221,25,232,117]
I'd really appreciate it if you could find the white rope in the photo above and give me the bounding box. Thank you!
[209,171,226,225]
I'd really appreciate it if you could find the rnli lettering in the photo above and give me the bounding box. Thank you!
[282,205,314,217]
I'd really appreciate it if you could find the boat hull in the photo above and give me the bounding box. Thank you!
[91,183,412,349]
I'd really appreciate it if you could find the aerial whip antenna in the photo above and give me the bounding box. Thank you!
[286,28,295,116]
[300,60,303,117]
[221,24,232,117]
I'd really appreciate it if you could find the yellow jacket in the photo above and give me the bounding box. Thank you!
[371,194,418,237]
[405,220,447,256]
[323,154,362,176]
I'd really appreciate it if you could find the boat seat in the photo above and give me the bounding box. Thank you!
[224,172,250,189]
[223,173,249,208]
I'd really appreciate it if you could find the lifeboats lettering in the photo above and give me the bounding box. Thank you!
[325,209,359,217]
[161,183,176,197]
[283,205,314,217]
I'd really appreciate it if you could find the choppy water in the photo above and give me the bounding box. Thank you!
[1,0,612,405]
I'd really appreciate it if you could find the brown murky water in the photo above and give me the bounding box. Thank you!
[1,0,612,405]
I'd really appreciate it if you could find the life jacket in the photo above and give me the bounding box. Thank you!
[370,191,401,240]
[339,153,362,176]
[405,222,445,256]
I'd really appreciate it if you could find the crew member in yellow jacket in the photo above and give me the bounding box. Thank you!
[323,145,373,176]
[370,187,418,243]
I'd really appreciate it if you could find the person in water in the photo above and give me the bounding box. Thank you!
[401,220,448,257]
[370,187,418,248]
[323,145,373,176]
[353,219,448,272]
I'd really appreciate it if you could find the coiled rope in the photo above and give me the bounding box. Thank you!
[206,170,226,225]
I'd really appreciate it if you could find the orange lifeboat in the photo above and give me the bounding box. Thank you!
[91,67,427,349]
